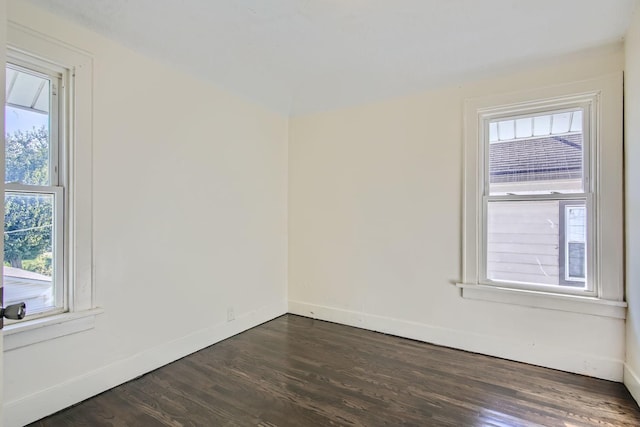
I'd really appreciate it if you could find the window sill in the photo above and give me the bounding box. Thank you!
[3,308,104,351]
[456,284,626,319]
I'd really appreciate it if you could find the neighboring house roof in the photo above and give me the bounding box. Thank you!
[490,133,583,184]
[3,266,53,310]
[4,266,51,282]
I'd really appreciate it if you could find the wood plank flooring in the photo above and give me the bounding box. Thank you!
[30,314,640,426]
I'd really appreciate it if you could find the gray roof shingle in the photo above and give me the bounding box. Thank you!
[489,133,583,184]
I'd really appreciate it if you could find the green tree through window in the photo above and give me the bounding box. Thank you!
[4,126,53,273]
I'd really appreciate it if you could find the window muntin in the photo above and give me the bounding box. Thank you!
[4,58,66,320]
[480,102,594,294]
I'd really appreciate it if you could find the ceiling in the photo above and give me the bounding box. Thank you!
[26,0,639,115]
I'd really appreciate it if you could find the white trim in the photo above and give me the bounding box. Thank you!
[462,74,624,302]
[6,19,95,331]
[3,301,287,427]
[288,300,624,382]
[624,363,640,406]
[3,308,103,351]
[456,283,626,319]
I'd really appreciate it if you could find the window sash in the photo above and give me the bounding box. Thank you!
[481,103,593,198]
[6,57,63,187]
[480,194,595,295]
[4,185,65,320]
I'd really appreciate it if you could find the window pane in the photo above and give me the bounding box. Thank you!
[487,200,587,289]
[5,65,51,186]
[4,193,56,315]
[489,109,584,195]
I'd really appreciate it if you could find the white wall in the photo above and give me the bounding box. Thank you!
[625,4,640,404]
[289,46,625,382]
[3,2,288,426]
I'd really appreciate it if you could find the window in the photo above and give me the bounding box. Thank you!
[5,58,65,320]
[3,24,98,349]
[485,107,591,294]
[460,75,625,317]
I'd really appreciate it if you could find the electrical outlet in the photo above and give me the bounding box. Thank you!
[227,307,235,322]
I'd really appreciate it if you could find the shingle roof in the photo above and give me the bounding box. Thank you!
[489,133,582,184]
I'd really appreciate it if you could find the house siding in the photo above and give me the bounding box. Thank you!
[487,200,560,285]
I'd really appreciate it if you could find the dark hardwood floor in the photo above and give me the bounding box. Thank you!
[30,314,640,426]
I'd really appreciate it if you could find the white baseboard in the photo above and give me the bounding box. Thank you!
[624,363,640,405]
[288,300,623,382]
[4,301,288,427]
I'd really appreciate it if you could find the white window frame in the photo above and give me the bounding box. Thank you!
[3,23,101,350]
[5,56,66,319]
[458,74,626,319]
